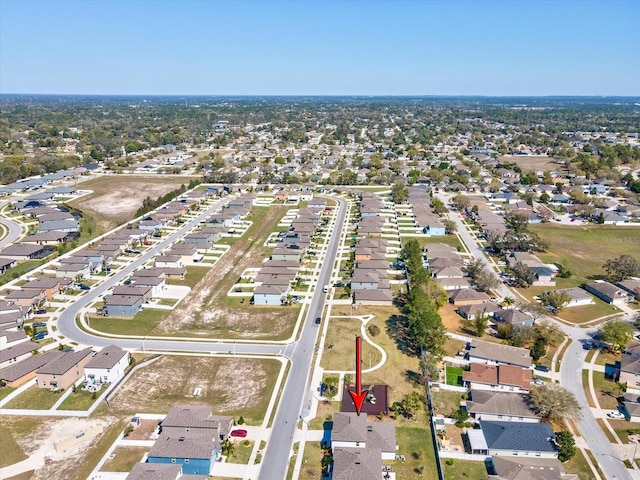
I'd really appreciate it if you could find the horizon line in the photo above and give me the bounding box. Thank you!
[1,93,640,99]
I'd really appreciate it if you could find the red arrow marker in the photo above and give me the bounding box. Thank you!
[348,335,367,415]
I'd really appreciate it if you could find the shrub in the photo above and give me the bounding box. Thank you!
[445,458,455,466]
[368,324,381,337]
[237,416,245,425]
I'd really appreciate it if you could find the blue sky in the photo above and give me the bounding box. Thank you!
[1,0,638,96]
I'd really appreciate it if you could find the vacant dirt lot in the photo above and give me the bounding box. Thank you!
[157,206,301,340]
[109,355,281,424]
[69,175,191,229]
[500,155,566,173]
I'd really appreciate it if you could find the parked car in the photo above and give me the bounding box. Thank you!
[583,342,593,350]
[35,309,47,315]
[32,322,47,327]
[534,365,550,372]
[532,377,545,385]
[230,429,248,438]
[607,411,624,419]
[315,317,321,325]
[77,284,90,290]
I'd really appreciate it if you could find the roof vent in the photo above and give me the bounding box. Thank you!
[179,437,185,441]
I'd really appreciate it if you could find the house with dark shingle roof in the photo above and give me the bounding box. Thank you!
[0,340,39,369]
[470,420,557,458]
[489,456,578,480]
[125,463,184,480]
[84,345,129,384]
[36,348,93,389]
[147,435,218,476]
[584,281,629,305]
[466,390,539,423]
[330,412,397,480]
[0,350,64,387]
[466,339,532,368]
[463,363,532,393]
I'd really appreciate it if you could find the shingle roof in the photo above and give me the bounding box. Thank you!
[0,349,62,380]
[148,435,216,459]
[36,348,92,375]
[467,339,532,368]
[490,456,576,480]
[331,412,368,443]
[84,345,127,369]
[332,447,381,480]
[125,463,182,480]
[480,420,556,453]
[467,390,537,419]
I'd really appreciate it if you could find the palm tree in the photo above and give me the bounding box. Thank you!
[221,439,235,458]
[501,296,515,307]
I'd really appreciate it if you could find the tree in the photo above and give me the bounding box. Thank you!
[511,325,538,347]
[530,384,580,420]
[603,255,640,282]
[555,431,576,462]
[322,376,340,398]
[501,296,515,307]
[475,268,500,293]
[507,261,536,288]
[221,438,235,457]
[530,337,548,361]
[535,321,565,346]
[472,311,490,337]
[431,198,447,216]
[539,290,571,312]
[391,392,423,420]
[406,289,447,357]
[598,319,633,353]
[391,182,409,204]
[443,219,457,234]
[452,194,470,211]
[520,302,548,323]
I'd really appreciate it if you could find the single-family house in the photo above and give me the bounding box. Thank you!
[353,289,393,306]
[330,412,397,480]
[36,348,93,390]
[105,295,143,317]
[456,302,500,320]
[466,390,539,423]
[155,255,183,268]
[489,456,578,480]
[0,243,46,260]
[0,340,39,369]
[84,345,130,385]
[0,350,64,387]
[463,363,532,393]
[4,289,46,308]
[584,281,629,305]
[125,463,183,480]
[493,309,534,328]
[449,288,491,306]
[160,405,233,441]
[253,284,288,305]
[466,339,532,368]
[0,257,17,273]
[547,287,594,307]
[112,285,152,303]
[146,436,219,476]
[469,420,557,458]
[22,277,70,300]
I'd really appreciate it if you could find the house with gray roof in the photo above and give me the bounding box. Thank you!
[470,420,557,458]
[160,405,233,441]
[489,456,578,480]
[147,435,218,476]
[330,412,397,479]
[0,340,39,369]
[0,350,64,387]
[0,243,46,260]
[584,281,629,305]
[466,390,539,423]
[466,339,532,368]
[36,348,93,390]
[125,463,183,480]
[105,295,143,317]
[84,345,129,384]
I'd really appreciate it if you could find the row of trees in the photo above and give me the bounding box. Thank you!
[134,179,200,217]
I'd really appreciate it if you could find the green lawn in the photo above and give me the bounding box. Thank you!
[443,459,488,479]
[58,387,99,411]
[0,259,48,286]
[99,446,149,472]
[388,425,438,479]
[0,424,27,467]
[4,384,63,410]
[564,448,599,480]
[228,439,254,464]
[165,265,210,288]
[412,234,465,252]
[87,308,166,336]
[0,386,17,401]
[288,440,325,480]
[445,366,464,386]
[529,224,640,282]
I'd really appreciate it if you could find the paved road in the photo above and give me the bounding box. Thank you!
[258,197,347,480]
[0,200,24,248]
[438,191,632,480]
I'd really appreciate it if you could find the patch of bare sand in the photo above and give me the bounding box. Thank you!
[78,182,183,219]
[19,417,118,480]
[110,356,267,414]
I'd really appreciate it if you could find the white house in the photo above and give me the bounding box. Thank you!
[83,345,130,385]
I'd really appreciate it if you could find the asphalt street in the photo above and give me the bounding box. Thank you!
[0,200,24,248]
[258,197,347,480]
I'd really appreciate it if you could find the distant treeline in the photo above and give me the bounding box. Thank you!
[134,179,201,218]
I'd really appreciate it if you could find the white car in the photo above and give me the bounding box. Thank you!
[607,411,624,419]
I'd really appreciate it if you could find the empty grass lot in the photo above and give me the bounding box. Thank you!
[412,234,465,252]
[4,385,62,410]
[87,308,166,336]
[528,224,640,281]
[100,446,149,472]
[0,424,27,467]
[321,317,382,371]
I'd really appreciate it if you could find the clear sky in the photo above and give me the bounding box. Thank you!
[1,0,638,96]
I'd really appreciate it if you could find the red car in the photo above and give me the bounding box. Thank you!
[230,429,248,438]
